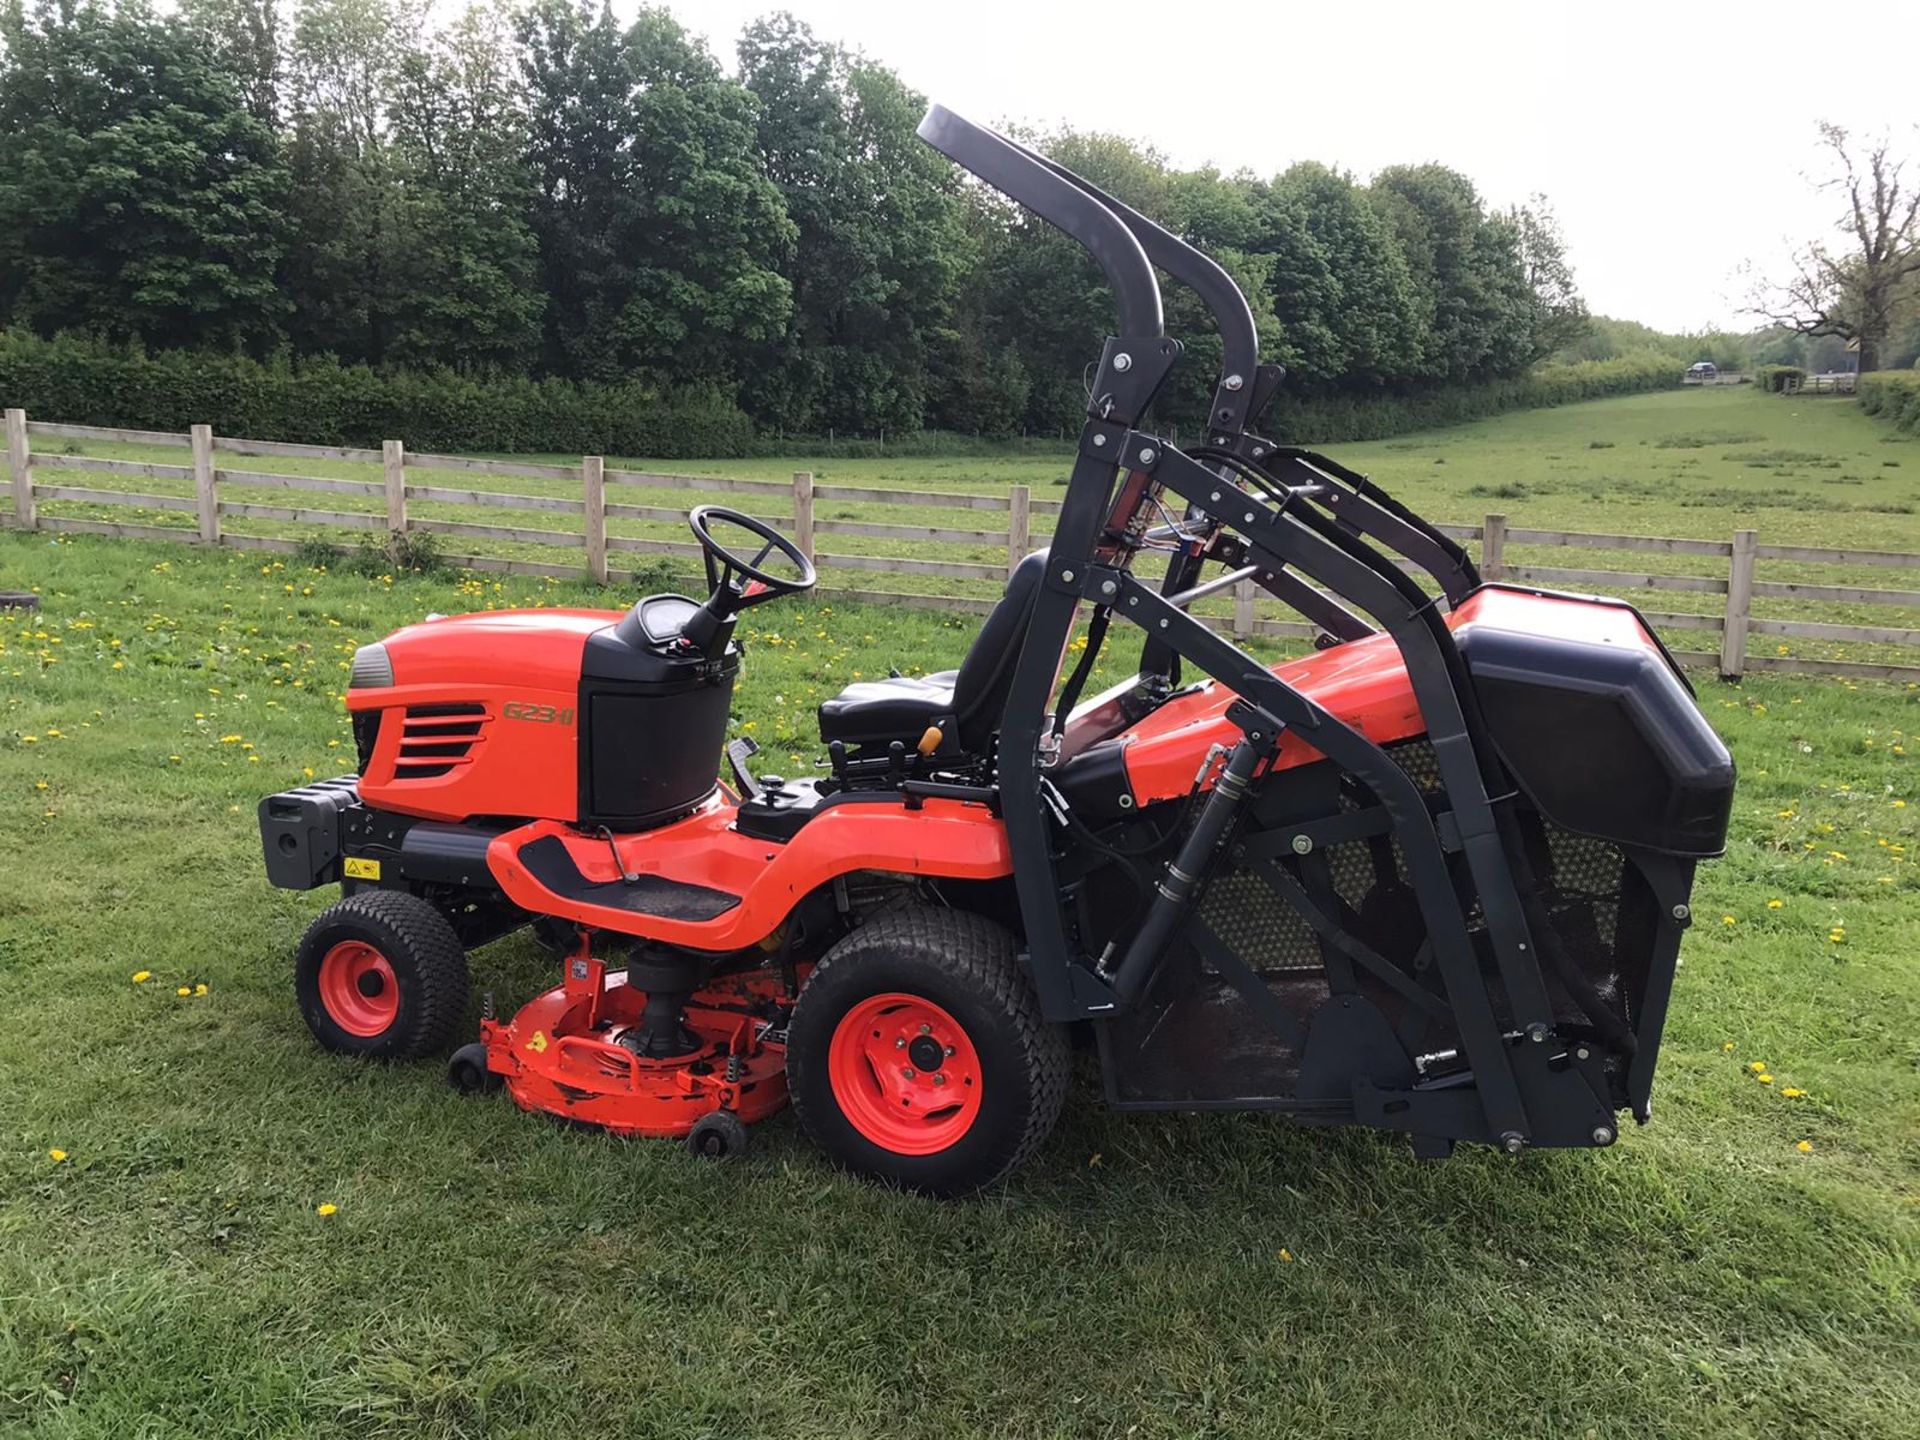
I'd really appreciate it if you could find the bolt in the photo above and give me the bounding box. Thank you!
[944,1045,955,1057]
[903,1067,915,1079]
[1591,1126,1616,1147]
[1252,446,1267,458]
[1527,1023,1549,1044]
[1224,373,1244,391]
[1101,580,1117,596]
[1290,834,1313,855]
[1138,446,1157,465]
[919,1023,932,1035]
[1575,1046,1591,1061]
[1093,434,1107,448]
[1210,491,1222,501]
[1060,568,1075,583]
[933,1074,947,1087]
[1158,618,1169,629]
[895,1037,905,1049]
[1670,903,1690,922]
[1245,512,1256,524]
[1113,353,1132,372]
[1502,1133,1526,1155]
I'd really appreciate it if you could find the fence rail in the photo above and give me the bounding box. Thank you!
[6,410,1920,681]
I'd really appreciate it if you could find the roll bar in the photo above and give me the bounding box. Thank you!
[917,105,1164,339]
[917,104,1263,431]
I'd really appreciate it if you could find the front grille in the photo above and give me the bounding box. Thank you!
[394,703,488,780]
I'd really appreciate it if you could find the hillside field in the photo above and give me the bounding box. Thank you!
[1,390,1918,1438]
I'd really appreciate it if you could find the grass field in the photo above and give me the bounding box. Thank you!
[3,392,1919,1437]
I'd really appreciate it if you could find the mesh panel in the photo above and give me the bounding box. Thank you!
[1105,760,1656,1105]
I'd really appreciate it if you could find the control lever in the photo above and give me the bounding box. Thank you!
[726,736,764,802]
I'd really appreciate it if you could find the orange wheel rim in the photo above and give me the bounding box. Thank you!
[827,993,982,1155]
[317,939,399,1037]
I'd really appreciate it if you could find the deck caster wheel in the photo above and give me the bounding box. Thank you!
[447,1042,501,1095]
[293,890,469,1061]
[687,1109,749,1161]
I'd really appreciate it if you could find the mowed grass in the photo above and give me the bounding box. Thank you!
[1,525,1918,1439]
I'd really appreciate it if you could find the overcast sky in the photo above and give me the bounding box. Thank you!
[654,0,1918,334]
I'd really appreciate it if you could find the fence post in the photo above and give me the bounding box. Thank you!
[1481,512,1507,581]
[383,440,407,560]
[1233,576,1257,638]
[5,409,32,530]
[191,424,218,545]
[582,455,607,585]
[792,471,814,562]
[1720,528,1757,680]
[1008,484,1031,578]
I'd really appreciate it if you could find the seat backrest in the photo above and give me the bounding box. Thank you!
[951,548,1049,751]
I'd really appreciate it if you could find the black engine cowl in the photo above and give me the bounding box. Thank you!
[577,595,740,831]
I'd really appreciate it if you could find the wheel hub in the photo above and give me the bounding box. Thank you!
[827,993,983,1155]
[316,939,399,1038]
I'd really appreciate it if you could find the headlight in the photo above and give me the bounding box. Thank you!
[349,642,393,689]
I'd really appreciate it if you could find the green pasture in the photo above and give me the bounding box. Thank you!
[1,392,1918,1437]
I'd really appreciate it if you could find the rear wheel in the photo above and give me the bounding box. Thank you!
[295,890,469,1060]
[788,906,1068,1197]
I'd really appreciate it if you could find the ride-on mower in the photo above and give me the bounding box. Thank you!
[260,107,1734,1195]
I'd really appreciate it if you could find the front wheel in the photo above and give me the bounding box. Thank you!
[294,890,470,1060]
[787,906,1068,1197]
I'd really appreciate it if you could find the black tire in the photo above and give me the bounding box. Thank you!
[687,1109,749,1161]
[787,906,1068,1197]
[294,890,470,1060]
[447,1042,501,1095]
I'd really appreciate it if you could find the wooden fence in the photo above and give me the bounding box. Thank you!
[6,409,1920,683]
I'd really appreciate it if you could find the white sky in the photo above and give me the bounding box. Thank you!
[654,0,1919,334]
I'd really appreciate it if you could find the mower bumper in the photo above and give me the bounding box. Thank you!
[259,776,362,890]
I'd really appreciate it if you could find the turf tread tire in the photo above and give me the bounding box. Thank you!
[294,890,470,1061]
[788,905,1068,1197]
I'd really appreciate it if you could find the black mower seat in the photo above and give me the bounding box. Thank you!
[818,548,1048,753]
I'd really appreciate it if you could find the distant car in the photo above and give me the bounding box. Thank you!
[1686,361,1718,380]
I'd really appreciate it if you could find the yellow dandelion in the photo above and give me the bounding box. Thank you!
[34,780,47,790]
[1767,898,1783,909]
[176,986,192,997]
[132,970,151,984]
[194,983,209,997]
[1795,1140,1813,1154]
[1720,1041,1736,1053]
[1277,1248,1294,1263]
[1721,914,1736,926]
[316,1202,338,1217]
[1757,1073,1773,1085]
[49,1148,68,1162]
[1781,1087,1805,1098]
[1747,1061,1767,1074]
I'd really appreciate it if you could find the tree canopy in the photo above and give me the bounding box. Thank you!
[0,0,1594,436]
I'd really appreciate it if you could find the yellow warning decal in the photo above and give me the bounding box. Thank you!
[343,856,381,880]
[526,1030,549,1054]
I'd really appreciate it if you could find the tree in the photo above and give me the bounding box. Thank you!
[738,14,968,434]
[1369,164,1536,380]
[386,1,544,370]
[280,0,420,363]
[0,0,289,351]
[1750,123,1920,373]
[519,2,791,385]
[1505,196,1588,363]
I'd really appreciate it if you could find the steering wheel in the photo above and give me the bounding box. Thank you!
[688,505,817,607]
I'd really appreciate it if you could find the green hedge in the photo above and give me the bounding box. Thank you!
[1,330,1687,458]
[0,332,755,457]
[1756,364,1806,393]
[1261,351,1680,445]
[1860,371,1920,436]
